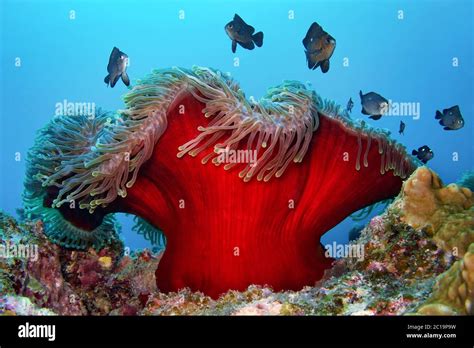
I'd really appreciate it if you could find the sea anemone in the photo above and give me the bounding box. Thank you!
[24,66,417,297]
[23,109,121,249]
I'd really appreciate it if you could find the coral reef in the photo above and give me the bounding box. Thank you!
[417,244,474,315]
[0,214,159,315]
[397,166,473,256]
[2,167,472,315]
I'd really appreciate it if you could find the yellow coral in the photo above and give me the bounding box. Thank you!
[417,243,474,315]
[98,256,112,270]
[397,167,474,256]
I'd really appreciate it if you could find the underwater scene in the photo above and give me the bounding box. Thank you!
[0,0,473,318]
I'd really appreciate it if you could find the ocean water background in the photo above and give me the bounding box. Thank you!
[0,0,472,250]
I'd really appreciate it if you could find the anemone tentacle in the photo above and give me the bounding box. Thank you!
[350,198,393,222]
[23,109,122,249]
[24,66,417,255]
[132,216,166,248]
[27,67,414,215]
[23,67,419,294]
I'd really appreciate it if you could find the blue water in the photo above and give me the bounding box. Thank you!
[1,0,473,250]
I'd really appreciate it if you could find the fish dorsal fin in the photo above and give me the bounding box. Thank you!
[309,22,323,34]
[234,14,245,24]
[111,47,120,56]
[110,47,121,61]
[303,22,323,48]
[234,14,254,35]
[107,47,121,73]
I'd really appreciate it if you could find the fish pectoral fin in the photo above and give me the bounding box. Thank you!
[104,74,110,85]
[369,115,382,120]
[305,51,318,69]
[110,74,120,88]
[361,108,370,115]
[238,40,255,50]
[121,71,130,86]
[232,40,237,53]
[252,31,264,47]
[443,127,454,130]
[320,59,330,73]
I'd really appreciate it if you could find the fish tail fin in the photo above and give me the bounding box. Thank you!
[104,74,110,85]
[412,150,418,156]
[252,31,264,47]
[435,110,443,119]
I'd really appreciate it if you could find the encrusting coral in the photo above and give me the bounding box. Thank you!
[417,244,474,315]
[396,167,474,315]
[397,166,474,256]
[2,167,472,315]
